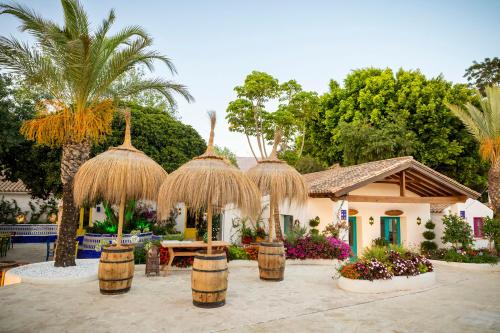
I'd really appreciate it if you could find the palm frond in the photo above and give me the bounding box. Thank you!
[447,86,500,164]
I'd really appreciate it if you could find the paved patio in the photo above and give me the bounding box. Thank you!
[0,263,499,333]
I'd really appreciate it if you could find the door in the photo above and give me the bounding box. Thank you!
[184,207,197,240]
[348,216,357,256]
[381,217,400,245]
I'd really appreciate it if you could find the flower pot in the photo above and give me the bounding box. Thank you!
[258,242,285,281]
[98,244,135,295]
[191,250,228,308]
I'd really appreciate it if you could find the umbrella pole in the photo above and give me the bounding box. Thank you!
[268,194,275,242]
[117,192,126,246]
[207,202,213,254]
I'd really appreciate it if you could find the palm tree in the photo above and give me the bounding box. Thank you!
[447,86,500,217]
[0,0,193,267]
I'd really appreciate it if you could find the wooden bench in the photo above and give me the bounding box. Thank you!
[160,241,230,275]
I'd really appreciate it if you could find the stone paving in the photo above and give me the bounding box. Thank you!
[0,262,499,333]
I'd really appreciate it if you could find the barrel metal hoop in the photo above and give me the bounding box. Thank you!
[260,276,284,281]
[192,268,228,273]
[101,247,133,253]
[191,288,227,294]
[258,252,284,256]
[193,300,225,308]
[259,266,285,272]
[100,277,133,282]
[259,242,284,247]
[100,259,134,264]
[100,287,131,295]
[194,255,227,261]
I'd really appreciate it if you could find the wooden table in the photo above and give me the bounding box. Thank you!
[160,241,230,275]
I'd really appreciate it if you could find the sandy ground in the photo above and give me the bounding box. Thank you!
[0,263,499,333]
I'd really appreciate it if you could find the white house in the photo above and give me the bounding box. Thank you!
[431,199,493,249]
[191,156,491,255]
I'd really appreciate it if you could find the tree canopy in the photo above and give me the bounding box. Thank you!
[464,57,500,93]
[0,75,206,198]
[304,68,489,193]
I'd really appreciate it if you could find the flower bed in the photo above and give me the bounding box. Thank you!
[426,248,499,264]
[285,236,351,260]
[338,246,435,293]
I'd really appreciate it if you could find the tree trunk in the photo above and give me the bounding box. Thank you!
[489,161,500,219]
[54,140,91,267]
[273,200,283,241]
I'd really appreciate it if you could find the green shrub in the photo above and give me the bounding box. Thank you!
[483,216,500,251]
[285,224,308,246]
[423,230,436,241]
[362,246,388,263]
[163,233,184,241]
[442,214,473,248]
[372,237,389,247]
[425,220,436,230]
[421,241,438,252]
[228,245,249,260]
[308,216,320,236]
[134,246,146,264]
[388,244,408,255]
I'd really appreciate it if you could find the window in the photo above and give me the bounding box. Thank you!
[282,215,293,235]
[473,217,484,238]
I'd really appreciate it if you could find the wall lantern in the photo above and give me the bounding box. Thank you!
[416,217,422,226]
[369,216,374,226]
[16,214,26,224]
[177,207,182,215]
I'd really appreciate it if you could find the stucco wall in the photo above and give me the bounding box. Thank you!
[0,192,53,222]
[433,199,493,249]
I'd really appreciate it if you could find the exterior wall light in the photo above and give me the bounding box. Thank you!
[416,217,422,226]
[369,216,374,225]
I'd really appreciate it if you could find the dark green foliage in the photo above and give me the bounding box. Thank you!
[373,237,389,247]
[0,196,23,223]
[442,214,474,248]
[443,248,498,264]
[227,245,249,261]
[28,198,58,223]
[134,245,146,264]
[304,68,488,193]
[421,241,438,252]
[423,231,436,241]
[0,74,62,198]
[196,213,221,241]
[425,220,436,230]
[308,216,320,235]
[421,219,437,252]
[93,104,206,173]
[464,57,500,94]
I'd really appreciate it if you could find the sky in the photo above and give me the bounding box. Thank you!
[1,0,500,156]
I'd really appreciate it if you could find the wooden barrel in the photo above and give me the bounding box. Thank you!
[258,242,285,281]
[98,245,135,295]
[191,251,228,308]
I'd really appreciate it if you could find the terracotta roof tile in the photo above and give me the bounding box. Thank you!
[304,156,413,195]
[0,177,29,193]
[303,156,479,198]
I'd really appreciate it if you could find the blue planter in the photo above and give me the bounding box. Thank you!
[78,232,153,259]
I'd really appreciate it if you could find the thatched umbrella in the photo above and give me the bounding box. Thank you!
[73,111,168,245]
[247,131,308,242]
[158,112,260,254]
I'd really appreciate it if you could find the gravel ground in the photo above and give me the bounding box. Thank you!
[0,264,499,333]
[7,259,98,280]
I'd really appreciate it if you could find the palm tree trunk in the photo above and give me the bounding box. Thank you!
[489,161,500,218]
[273,200,283,241]
[54,140,91,267]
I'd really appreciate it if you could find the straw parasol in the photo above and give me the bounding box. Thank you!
[247,131,308,241]
[73,111,168,245]
[158,112,260,254]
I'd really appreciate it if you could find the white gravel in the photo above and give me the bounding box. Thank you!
[5,259,99,285]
